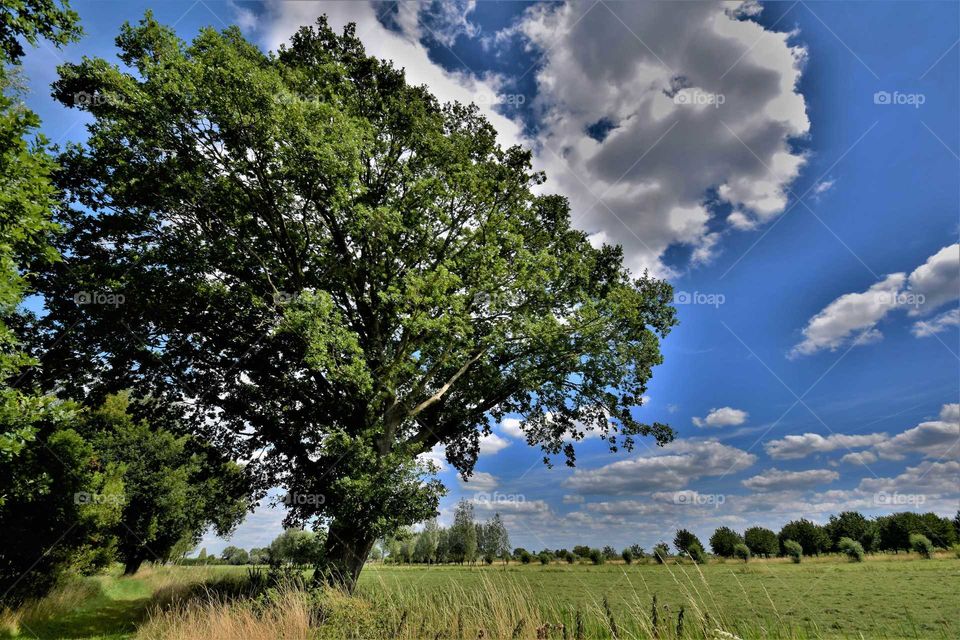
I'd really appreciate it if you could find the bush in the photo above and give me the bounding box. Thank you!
[653,542,670,564]
[588,548,604,565]
[538,552,550,565]
[687,542,707,565]
[910,534,934,559]
[952,544,960,559]
[565,552,575,564]
[783,540,803,563]
[733,543,750,562]
[837,537,864,562]
[621,549,633,564]
[483,553,494,565]
[518,550,532,564]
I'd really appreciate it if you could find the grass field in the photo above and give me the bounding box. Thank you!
[2,554,957,639]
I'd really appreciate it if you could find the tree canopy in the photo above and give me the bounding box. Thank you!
[38,13,676,588]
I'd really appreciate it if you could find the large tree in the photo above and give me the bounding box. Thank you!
[38,15,676,589]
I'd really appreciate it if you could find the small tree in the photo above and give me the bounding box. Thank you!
[538,551,551,565]
[601,545,618,560]
[744,526,779,558]
[837,537,864,562]
[709,527,743,558]
[910,533,934,559]
[653,542,670,564]
[733,543,751,563]
[687,542,707,565]
[621,549,633,564]
[589,548,605,565]
[673,529,703,555]
[783,540,803,563]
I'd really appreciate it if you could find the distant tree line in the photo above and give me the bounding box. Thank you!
[383,501,511,565]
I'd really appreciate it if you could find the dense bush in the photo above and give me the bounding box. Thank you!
[687,542,707,565]
[783,540,803,563]
[653,543,670,564]
[588,548,604,565]
[837,537,864,562]
[621,549,633,564]
[733,543,751,562]
[709,527,744,557]
[910,534,934,559]
[778,519,830,557]
[538,552,551,565]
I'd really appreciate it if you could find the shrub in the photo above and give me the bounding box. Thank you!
[518,550,532,564]
[483,553,494,565]
[837,537,864,562]
[565,552,575,564]
[910,534,934,559]
[733,543,750,562]
[783,540,803,563]
[621,549,633,565]
[653,542,670,564]
[952,544,960,559]
[538,552,550,565]
[687,542,707,565]
[588,548,604,565]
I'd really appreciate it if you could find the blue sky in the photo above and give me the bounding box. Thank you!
[20,1,959,554]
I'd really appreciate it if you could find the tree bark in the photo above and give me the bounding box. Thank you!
[123,556,144,576]
[313,518,375,593]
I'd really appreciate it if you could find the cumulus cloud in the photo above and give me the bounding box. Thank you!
[564,439,755,495]
[741,467,839,491]
[764,432,887,459]
[904,244,960,316]
[510,0,808,275]
[458,471,498,492]
[858,460,960,496]
[479,432,512,455]
[692,406,748,428]
[789,274,905,357]
[791,244,960,357]
[840,450,878,465]
[418,443,448,471]
[912,308,960,337]
[872,406,960,461]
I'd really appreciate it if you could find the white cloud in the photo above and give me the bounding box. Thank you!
[458,471,498,492]
[564,439,755,495]
[840,450,878,465]
[499,417,525,439]
[872,408,960,461]
[418,443,447,471]
[791,244,960,357]
[904,244,960,316]
[912,308,960,337]
[479,432,512,455]
[692,406,748,428]
[789,273,905,357]
[858,460,960,496]
[764,432,887,459]
[512,0,808,275]
[562,494,585,504]
[741,467,839,491]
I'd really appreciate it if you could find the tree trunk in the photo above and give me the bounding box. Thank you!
[123,556,143,576]
[313,518,375,593]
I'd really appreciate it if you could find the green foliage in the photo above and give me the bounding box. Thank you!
[837,537,864,562]
[39,13,676,586]
[743,526,778,558]
[588,548,604,565]
[653,542,670,564]
[516,549,532,564]
[687,542,707,565]
[778,519,829,557]
[876,512,956,552]
[783,540,803,563]
[80,393,251,574]
[449,500,478,563]
[909,533,933,559]
[733,543,751,562]
[221,546,250,565]
[621,549,633,564]
[709,527,743,558]
[269,529,325,567]
[538,552,551,565]
[0,0,81,64]
[0,404,123,606]
[827,511,877,552]
[673,529,702,555]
